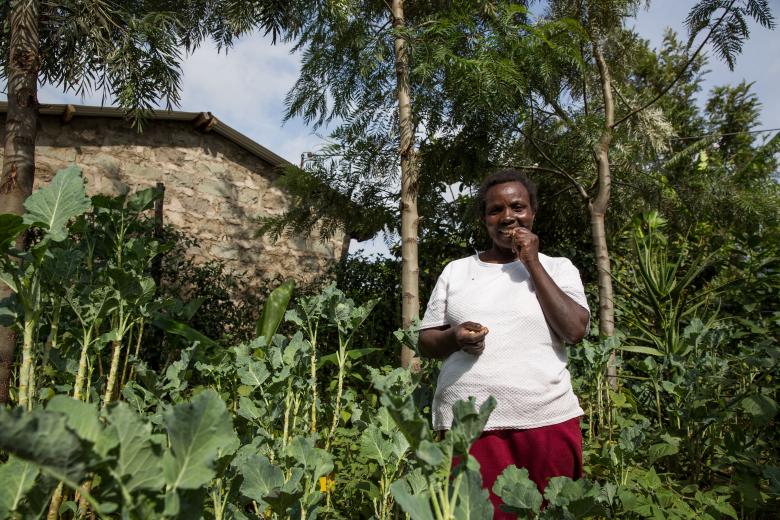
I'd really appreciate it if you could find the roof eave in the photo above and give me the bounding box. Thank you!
[0,101,292,169]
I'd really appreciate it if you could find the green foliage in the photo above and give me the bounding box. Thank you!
[256,279,295,339]
[0,194,777,517]
[22,166,91,242]
[686,0,775,70]
[0,0,308,127]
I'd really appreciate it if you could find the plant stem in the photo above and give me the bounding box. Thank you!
[326,341,347,450]
[308,322,318,434]
[119,325,134,390]
[47,483,65,520]
[73,328,93,401]
[103,338,123,406]
[282,379,293,449]
[127,320,144,383]
[17,316,36,409]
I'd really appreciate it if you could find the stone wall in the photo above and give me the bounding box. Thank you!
[0,113,348,285]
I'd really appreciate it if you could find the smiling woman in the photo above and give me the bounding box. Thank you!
[418,168,591,518]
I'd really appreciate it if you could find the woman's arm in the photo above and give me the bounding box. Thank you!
[419,322,489,359]
[524,260,589,343]
[511,228,589,343]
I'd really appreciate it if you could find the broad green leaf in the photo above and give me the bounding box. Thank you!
[544,477,604,516]
[0,407,88,483]
[285,436,333,480]
[256,279,295,339]
[390,430,410,461]
[46,395,102,444]
[648,440,680,465]
[0,271,19,293]
[740,394,779,425]
[390,477,435,520]
[237,396,265,422]
[493,465,542,515]
[453,469,493,519]
[359,424,394,466]
[162,390,239,491]
[0,214,26,250]
[127,187,162,212]
[107,403,164,494]
[236,454,284,504]
[416,439,446,468]
[23,165,91,241]
[237,359,270,387]
[449,396,496,456]
[0,456,39,518]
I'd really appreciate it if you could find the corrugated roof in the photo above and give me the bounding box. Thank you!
[0,101,292,168]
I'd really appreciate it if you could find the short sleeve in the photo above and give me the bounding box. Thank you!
[420,263,452,329]
[553,258,590,315]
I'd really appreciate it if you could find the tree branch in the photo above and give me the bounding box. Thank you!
[516,130,589,201]
[611,0,737,129]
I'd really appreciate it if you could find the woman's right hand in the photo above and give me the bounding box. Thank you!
[455,321,489,355]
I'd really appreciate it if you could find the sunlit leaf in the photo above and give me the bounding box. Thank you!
[162,390,239,491]
[23,165,91,242]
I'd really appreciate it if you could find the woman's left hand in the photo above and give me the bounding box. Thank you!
[510,227,540,265]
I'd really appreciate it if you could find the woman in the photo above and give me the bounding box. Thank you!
[419,168,590,517]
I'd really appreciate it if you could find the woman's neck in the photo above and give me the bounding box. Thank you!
[479,245,517,264]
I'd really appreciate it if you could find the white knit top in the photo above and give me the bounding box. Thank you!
[420,253,589,431]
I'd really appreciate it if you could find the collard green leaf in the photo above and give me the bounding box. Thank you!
[237,358,270,387]
[544,477,604,517]
[493,465,542,515]
[107,403,165,494]
[0,456,40,518]
[740,394,779,425]
[0,214,26,250]
[22,165,91,242]
[416,439,446,468]
[453,469,493,519]
[237,396,265,423]
[46,395,102,444]
[360,424,394,466]
[236,454,285,504]
[162,390,239,491]
[0,407,88,483]
[449,396,496,456]
[648,439,680,465]
[127,187,162,212]
[285,436,333,480]
[390,477,435,520]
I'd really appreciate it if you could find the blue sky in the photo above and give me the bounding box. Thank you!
[2,1,777,255]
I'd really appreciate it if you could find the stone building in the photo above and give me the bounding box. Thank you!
[0,102,349,284]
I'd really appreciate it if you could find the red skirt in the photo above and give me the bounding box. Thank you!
[469,417,583,519]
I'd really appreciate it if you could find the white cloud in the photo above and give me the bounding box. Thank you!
[2,31,326,164]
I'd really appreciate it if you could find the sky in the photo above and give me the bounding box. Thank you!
[2,1,778,255]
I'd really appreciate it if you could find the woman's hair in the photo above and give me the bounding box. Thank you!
[477,168,538,216]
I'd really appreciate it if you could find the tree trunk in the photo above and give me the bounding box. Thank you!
[391,0,420,369]
[0,0,41,405]
[591,38,617,388]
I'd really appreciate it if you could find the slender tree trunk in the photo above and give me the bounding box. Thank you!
[0,0,41,405]
[391,0,420,369]
[590,39,617,387]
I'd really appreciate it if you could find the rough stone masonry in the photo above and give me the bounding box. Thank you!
[0,104,349,286]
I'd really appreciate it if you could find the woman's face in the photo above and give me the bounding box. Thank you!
[483,181,535,250]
